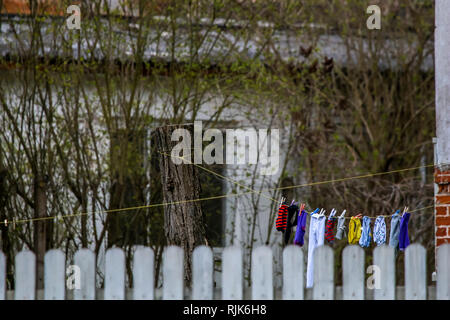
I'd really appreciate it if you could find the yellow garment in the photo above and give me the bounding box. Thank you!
[348,217,362,244]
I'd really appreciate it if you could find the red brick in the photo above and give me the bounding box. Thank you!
[437,237,450,247]
[435,169,450,183]
[438,184,450,194]
[436,176,450,184]
[437,227,448,237]
[436,206,449,216]
[436,195,450,205]
[436,216,450,226]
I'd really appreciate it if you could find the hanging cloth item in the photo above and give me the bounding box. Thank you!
[294,208,308,246]
[359,216,372,248]
[284,204,299,244]
[306,214,326,288]
[399,211,411,251]
[276,203,289,232]
[389,210,401,249]
[348,216,362,244]
[335,210,347,240]
[373,216,387,246]
[325,209,337,243]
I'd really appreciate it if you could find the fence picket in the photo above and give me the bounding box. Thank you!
[133,246,154,300]
[44,249,65,300]
[373,245,395,300]
[437,243,450,300]
[342,245,364,300]
[15,250,36,300]
[251,246,273,300]
[163,246,184,300]
[0,251,5,300]
[105,248,125,300]
[405,244,427,300]
[282,245,304,300]
[193,246,213,300]
[313,245,334,300]
[4,243,448,300]
[74,249,96,300]
[222,246,243,300]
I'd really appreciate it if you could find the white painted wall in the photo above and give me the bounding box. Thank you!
[435,0,450,167]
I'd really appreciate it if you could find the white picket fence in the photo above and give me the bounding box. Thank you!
[1,243,450,300]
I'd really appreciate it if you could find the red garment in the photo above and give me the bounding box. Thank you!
[276,204,288,232]
[325,217,336,243]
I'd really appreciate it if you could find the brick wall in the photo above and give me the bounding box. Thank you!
[435,168,450,251]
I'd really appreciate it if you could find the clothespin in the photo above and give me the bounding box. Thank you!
[279,196,285,208]
[290,199,295,206]
[3,219,7,227]
[310,208,320,216]
[299,203,305,214]
[402,206,409,216]
[12,218,16,230]
[329,208,337,220]
[340,209,347,218]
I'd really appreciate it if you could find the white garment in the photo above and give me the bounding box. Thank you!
[306,214,326,288]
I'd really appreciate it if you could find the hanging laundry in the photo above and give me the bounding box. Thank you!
[373,216,386,246]
[389,210,401,249]
[325,209,337,243]
[359,216,372,248]
[348,216,362,244]
[306,213,326,288]
[284,203,299,244]
[276,203,289,232]
[399,211,411,251]
[293,208,308,246]
[335,210,347,240]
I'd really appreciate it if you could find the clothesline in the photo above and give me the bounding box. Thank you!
[277,201,414,289]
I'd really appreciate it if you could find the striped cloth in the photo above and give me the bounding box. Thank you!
[325,217,336,243]
[276,204,289,232]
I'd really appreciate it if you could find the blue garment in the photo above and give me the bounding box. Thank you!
[335,215,346,240]
[399,212,411,251]
[389,210,401,249]
[294,210,308,246]
[359,216,372,247]
[373,216,386,246]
